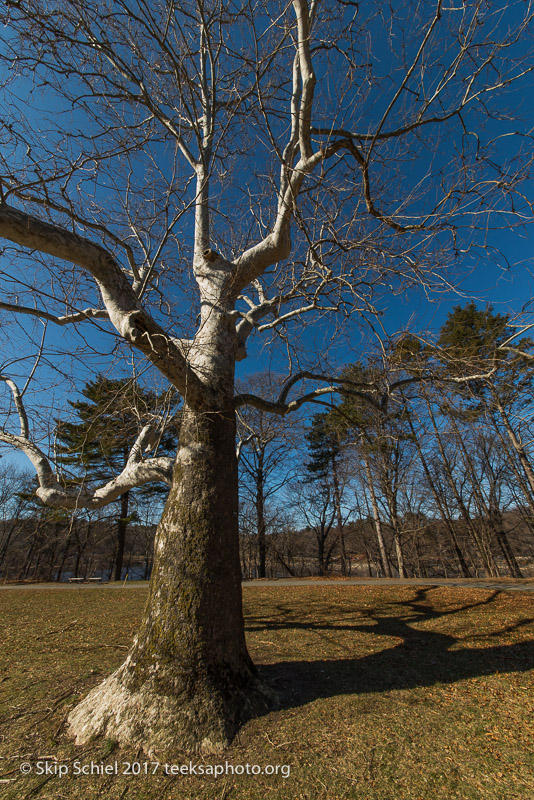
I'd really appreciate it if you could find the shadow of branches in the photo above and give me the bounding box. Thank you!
[247,588,534,710]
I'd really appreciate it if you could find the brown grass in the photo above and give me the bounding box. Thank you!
[0,585,533,799]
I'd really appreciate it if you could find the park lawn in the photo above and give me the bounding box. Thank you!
[0,585,533,800]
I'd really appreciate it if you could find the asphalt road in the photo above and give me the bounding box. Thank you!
[1,578,534,591]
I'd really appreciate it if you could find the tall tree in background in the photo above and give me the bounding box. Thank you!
[438,303,534,509]
[340,363,422,578]
[435,302,534,576]
[0,0,532,754]
[56,376,179,581]
[305,412,349,574]
[237,376,298,579]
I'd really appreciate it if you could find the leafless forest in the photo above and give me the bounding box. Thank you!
[3,339,534,583]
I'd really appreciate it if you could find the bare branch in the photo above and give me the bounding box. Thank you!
[0,203,206,406]
[0,301,108,326]
[0,379,174,509]
[0,374,29,438]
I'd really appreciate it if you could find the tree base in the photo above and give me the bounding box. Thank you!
[67,662,275,756]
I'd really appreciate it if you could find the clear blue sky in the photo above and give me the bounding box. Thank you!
[1,0,534,474]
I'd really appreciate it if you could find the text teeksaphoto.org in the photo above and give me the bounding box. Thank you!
[20,760,291,779]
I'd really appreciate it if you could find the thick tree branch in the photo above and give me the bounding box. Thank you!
[235,363,500,416]
[0,375,29,438]
[235,371,383,415]
[0,202,207,407]
[0,301,108,326]
[0,380,174,509]
[231,140,349,294]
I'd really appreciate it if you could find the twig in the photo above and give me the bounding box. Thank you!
[35,620,78,640]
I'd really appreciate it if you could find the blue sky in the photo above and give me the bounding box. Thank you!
[1,0,534,477]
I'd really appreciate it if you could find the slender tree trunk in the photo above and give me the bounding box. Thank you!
[316,530,326,576]
[24,520,45,580]
[68,400,270,754]
[491,415,534,516]
[47,523,62,582]
[74,547,82,579]
[406,411,472,578]
[331,456,347,576]
[56,520,74,582]
[393,530,406,578]
[114,490,130,581]
[446,416,508,578]
[363,455,392,577]
[0,519,19,573]
[495,402,534,499]
[272,546,296,577]
[490,508,523,578]
[383,460,406,578]
[383,467,405,577]
[425,396,498,577]
[255,453,266,579]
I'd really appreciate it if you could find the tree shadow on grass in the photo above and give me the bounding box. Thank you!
[251,588,534,710]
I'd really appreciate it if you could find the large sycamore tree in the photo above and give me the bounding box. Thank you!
[0,0,532,754]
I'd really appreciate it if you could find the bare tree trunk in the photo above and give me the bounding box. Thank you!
[331,457,347,576]
[446,413,513,577]
[255,453,266,579]
[363,455,392,578]
[316,531,326,576]
[383,466,406,578]
[487,501,523,579]
[496,402,534,498]
[425,396,499,577]
[0,518,20,573]
[114,490,130,581]
[271,546,296,577]
[68,401,270,754]
[406,412,472,577]
[393,529,406,578]
[56,517,74,582]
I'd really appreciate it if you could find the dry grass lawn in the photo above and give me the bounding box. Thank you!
[0,585,533,799]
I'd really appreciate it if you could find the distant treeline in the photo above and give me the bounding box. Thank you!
[1,508,533,583]
[240,513,534,580]
[3,304,534,582]
[0,514,156,583]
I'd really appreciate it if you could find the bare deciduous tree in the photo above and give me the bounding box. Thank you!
[237,373,301,578]
[0,0,533,753]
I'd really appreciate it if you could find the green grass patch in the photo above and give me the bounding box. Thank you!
[0,585,533,799]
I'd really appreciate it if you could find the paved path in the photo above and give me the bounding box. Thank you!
[1,578,534,592]
[245,578,534,592]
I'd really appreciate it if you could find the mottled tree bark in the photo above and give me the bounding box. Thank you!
[68,401,270,754]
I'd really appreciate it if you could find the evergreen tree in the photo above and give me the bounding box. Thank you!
[438,302,509,365]
[56,377,179,580]
[305,412,348,574]
[436,303,534,577]
[305,413,342,481]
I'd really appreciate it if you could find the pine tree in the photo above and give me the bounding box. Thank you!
[56,377,178,580]
[436,303,534,577]
[305,412,349,574]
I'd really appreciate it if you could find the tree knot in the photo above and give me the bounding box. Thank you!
[203,249,219,263]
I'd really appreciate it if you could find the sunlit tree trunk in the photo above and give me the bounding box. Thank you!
[114,490,130,581]
[69,394,270,753]
[363,455,392,578]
